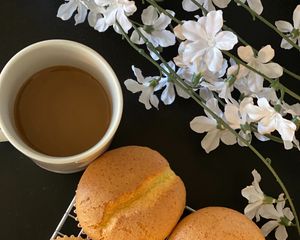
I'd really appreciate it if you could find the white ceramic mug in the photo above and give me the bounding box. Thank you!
[0,40,123,173]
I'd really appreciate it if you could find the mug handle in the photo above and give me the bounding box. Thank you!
[0,127,8,142]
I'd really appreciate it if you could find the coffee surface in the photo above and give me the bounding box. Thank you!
[14,66,111,157]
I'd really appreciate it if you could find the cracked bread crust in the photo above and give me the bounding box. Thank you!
[76,146,186,240]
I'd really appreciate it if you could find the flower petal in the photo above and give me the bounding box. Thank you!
[205,48,224,72]
[245,104,265,121]
[132,66,146,84]
[276,117,296,141]
[224,104,241,129]
[173,24,186,40]
[138,87,152,110]
[257,45,274,63]
[245,70,264,92]
[94,17,109,32]
[238,46,254,63]
[201,129,221,153]
[150,94,159,110]
[213,0,231,8]
[161,82,175,105]
[151,30,176,47]
[199,87,214,101]
[275,225,288,240]
[259,62,283,78]
[190,116,216,133]
[247,0,263,15]
[244,201,263,220]
[88,11,102,28]
[57,0,77,21]
[252,169,263,193]
[123,1,137,15]
[124,79,142,93]
[182,0,201,12]
[254,132,270,141]
[175,83,190,99]
[220,130,237,145]
[181,20,205,41]
[215,31,238,50]
[203,0,216,12]
[280,38,294,50]
[242,186,263,202]
[205,98,223,117]
[74,3,87,25]
[261,221,279,237]
[260,204,281,220]
[130,29,145,44]
[153,10,174,30]
[205,10,223,38]
[275,20,293,33]
[141,5,158,26]
[115,10,132,33]
[293,5,300,29]
[283,208,294,221]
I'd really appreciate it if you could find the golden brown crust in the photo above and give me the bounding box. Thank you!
[76,146,186,240]
[169,207,265,240]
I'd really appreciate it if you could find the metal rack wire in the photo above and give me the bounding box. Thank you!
[50,197,196,240]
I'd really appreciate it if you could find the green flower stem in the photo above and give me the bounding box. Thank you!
[223,50,300,101]
[234,0,300,52]
[189,0,300,81]
[117,20,300,235]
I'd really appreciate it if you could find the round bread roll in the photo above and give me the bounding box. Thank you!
[76,146,186,240]
[169,207,265,240]
[55,236,84,240]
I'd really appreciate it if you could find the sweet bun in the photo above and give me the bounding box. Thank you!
[76,146,186,240]
[169,207,265,240]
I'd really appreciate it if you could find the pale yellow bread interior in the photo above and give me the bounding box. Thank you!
[169,207,265,240]
[76,146,186,240]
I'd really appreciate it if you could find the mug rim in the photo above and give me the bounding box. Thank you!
[0,39,123,165]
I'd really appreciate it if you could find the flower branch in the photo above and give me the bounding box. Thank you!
[116,19,300,236]
[234,0,300,52]
[223,50,300,101]
[188,0,300,81]
[145,0,300,101]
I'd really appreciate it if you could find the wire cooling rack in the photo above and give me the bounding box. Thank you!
[50,197,196,240]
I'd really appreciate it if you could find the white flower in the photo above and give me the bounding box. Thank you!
[237,45,283,93]
[159,62,190,105]
[239,0,263,15]
[86,1,105,28]
[224,97,253,146]
[182,0,231,12]
[275,5,300,49]
[124,66,163,110]
[94,0,137,34]
[131,6,176,48]
[57,0,88,25]
[241,169,275,221]
[260,194,294,240]
[245,98,297,144]
[177,10,238,73]
[190,98,237,153]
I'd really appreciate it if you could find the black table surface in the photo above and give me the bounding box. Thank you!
[0,1,299,239]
